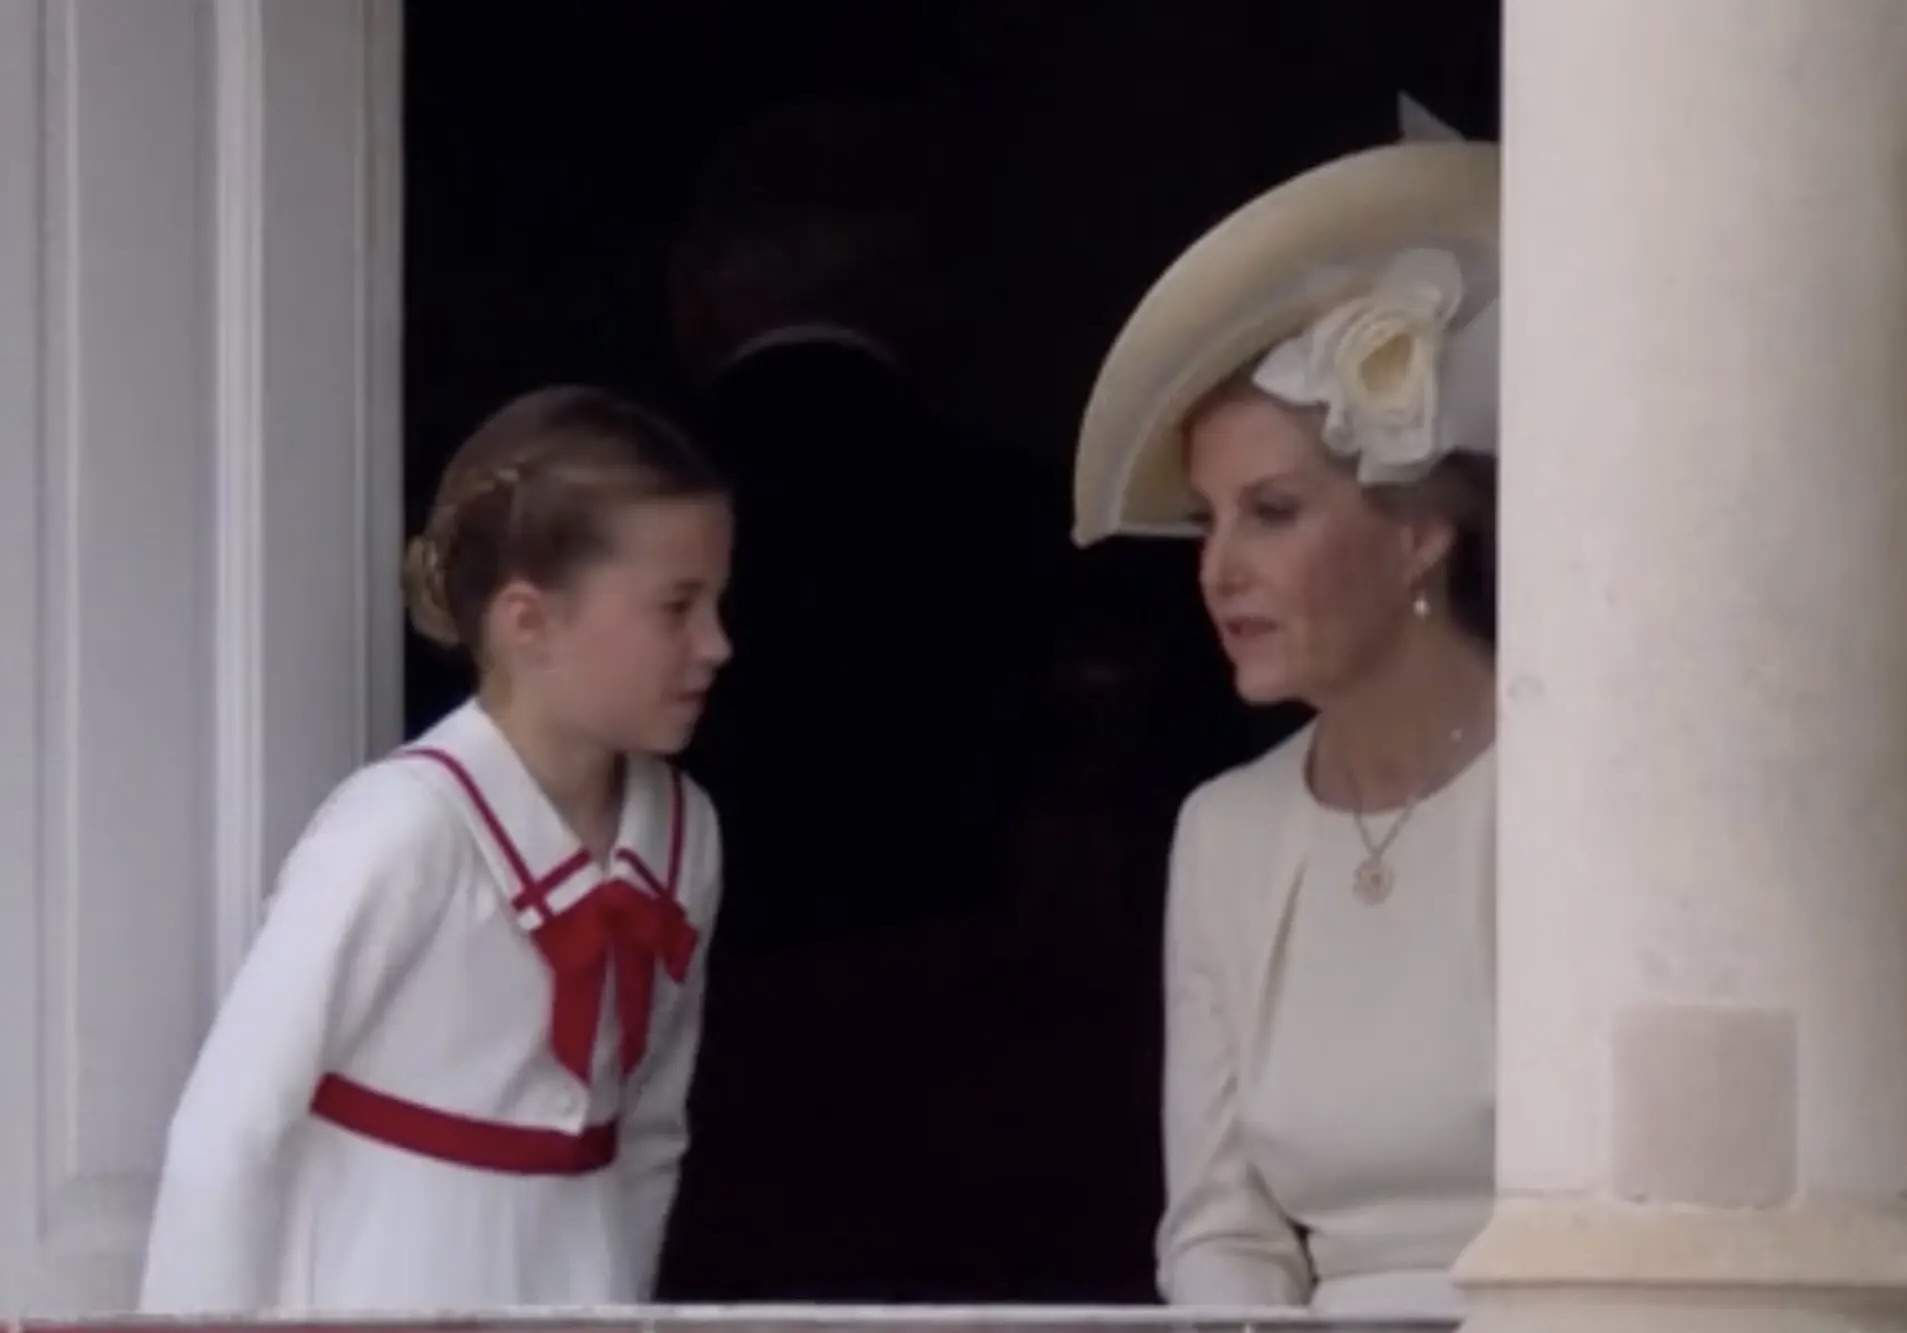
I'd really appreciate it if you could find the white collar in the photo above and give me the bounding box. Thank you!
[402,700,682,932]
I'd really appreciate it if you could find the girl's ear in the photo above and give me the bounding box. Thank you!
[484,578,559,666]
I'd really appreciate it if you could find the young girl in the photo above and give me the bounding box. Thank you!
[140,386,734,1313]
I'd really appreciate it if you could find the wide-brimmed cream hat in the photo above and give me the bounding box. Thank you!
[1072,141,1500,545]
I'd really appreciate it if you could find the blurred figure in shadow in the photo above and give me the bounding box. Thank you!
[671,98,1043,939]
[661,98,1059,1298]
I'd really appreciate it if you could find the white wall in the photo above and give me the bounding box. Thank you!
[0,0,401,1313]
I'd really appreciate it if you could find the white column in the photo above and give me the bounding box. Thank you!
[0,0,400,1312]
[1462,3,1907,1330]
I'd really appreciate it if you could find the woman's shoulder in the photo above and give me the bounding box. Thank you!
[1168,726,1316,943]
[1181,722,1315,830]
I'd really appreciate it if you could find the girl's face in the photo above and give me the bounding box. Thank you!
[1186,391,1450,707]
[495,495,734,757]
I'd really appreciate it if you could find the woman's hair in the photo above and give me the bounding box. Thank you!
[1186,374,1497,647]
[403,385,727,655]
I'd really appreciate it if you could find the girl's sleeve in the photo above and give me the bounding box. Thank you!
[138,767,455,1314]
[1156,791,1311,1307]
[617,783,721,1300]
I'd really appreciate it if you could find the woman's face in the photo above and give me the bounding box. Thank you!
[1185,390,1448,707]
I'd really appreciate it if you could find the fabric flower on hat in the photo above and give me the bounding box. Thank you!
[1252,248,1466,486]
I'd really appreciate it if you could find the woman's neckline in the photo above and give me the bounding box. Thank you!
[1298,720,1496,818]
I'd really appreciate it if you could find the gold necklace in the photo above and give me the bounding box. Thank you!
[1343,771,1419,905]
[1338,724,1468,906]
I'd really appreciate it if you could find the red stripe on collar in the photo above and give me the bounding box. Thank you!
[401,746,687,916]
[614,768,686,901]
[665,767,685,895]
[400,746,591,923]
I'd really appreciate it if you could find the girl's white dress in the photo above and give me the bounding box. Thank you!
[140,700,720,1313]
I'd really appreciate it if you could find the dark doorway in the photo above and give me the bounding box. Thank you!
[404,0,1498,1302]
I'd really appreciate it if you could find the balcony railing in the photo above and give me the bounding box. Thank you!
[19,1305,1461,1333]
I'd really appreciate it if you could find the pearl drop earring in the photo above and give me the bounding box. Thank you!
[1413,590,1431,620]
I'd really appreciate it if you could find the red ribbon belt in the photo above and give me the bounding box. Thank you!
[310,1074,616,1175]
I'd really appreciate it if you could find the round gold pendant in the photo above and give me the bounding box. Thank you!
[1352,857,1395,905]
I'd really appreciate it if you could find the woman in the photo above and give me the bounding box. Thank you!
[1073,141,1501,1316]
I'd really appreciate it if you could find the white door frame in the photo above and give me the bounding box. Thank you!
[0,0,403,1313]
[208,0,406,980]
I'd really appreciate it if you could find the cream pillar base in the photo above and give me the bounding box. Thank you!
[1459,1200,1907,1332]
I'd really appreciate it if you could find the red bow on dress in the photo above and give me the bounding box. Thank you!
[533,878,699,1082]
